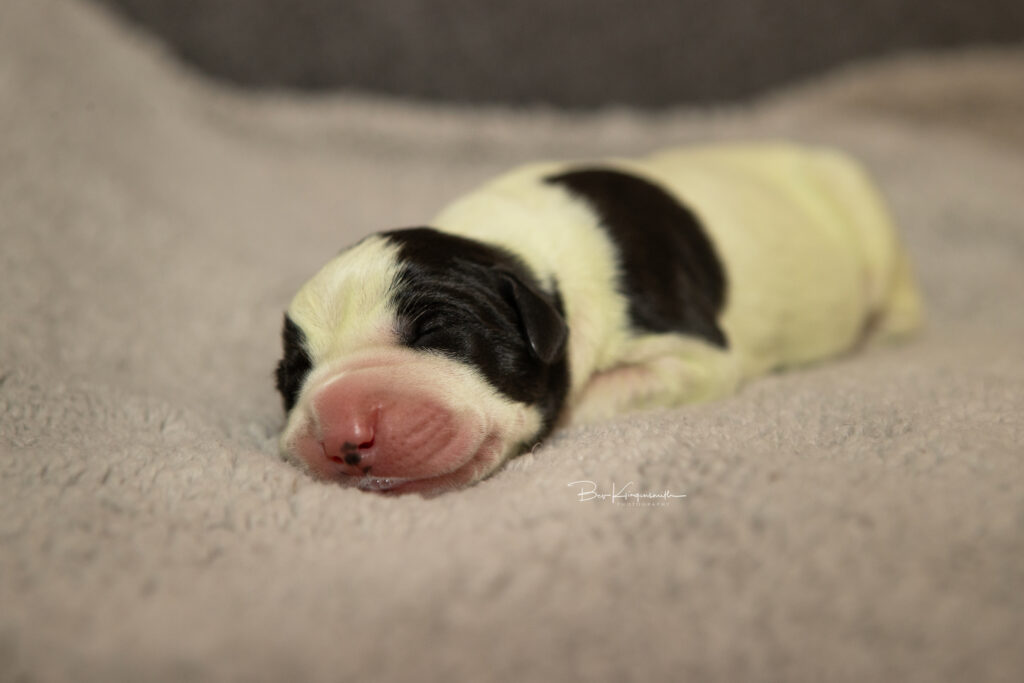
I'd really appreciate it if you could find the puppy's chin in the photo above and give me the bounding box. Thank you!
[350,432,505,497]
[279,348,542,495]
[290,421,505,496]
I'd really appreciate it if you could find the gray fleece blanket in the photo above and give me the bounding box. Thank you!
[2,2,1022,681]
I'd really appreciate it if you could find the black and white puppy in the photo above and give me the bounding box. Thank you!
[275,143,922,495]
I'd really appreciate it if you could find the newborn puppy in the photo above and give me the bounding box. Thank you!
[275,143,923,495]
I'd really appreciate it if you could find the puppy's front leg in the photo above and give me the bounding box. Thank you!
[567,334,741,425]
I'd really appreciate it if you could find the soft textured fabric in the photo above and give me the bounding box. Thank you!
[1,2,1022,681]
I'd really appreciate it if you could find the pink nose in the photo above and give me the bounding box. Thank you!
[314,382,380,474]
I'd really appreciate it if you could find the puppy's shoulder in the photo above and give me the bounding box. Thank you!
[430,160,621,282]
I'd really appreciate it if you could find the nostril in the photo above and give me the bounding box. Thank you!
[342,439,374,466]
[320,418,377,468]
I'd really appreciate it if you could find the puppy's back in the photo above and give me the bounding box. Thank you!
[433,143,922,381]
[630,143,923,372]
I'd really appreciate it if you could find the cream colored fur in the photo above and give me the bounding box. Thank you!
[286,236,403,363]
[431,142,923,424]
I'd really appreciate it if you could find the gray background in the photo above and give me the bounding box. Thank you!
[95,0,1024,106]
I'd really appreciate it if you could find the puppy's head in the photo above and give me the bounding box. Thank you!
[275,227,569,495]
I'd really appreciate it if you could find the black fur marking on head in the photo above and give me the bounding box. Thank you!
[382,227,570,438]
[275,314,313,412]
[545,168,729,348]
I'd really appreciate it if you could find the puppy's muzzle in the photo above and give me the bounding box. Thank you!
[287,358,501,494]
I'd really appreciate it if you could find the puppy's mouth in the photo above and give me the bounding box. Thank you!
[353,475,413,492]
[333,431,504,496]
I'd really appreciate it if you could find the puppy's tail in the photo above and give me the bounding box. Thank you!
[874,243,925,342]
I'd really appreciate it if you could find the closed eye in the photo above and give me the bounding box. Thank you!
[411,325,447,347]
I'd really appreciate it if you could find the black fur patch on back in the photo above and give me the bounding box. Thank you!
[545,168,729,347]
[382,227,570,441]
[275,314,313,412]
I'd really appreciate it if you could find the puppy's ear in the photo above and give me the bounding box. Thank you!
[497,269,568,365]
